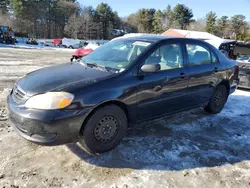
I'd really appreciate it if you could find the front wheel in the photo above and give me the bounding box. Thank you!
[79,105,127,154]
[205,85,228,114]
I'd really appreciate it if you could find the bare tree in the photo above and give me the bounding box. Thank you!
[64,14,78,38]
[77,7,100,39]
[187,18,206,31]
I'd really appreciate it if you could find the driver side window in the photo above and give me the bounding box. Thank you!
[144,43,184,71]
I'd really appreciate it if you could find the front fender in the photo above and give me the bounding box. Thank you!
[78,87,137,107]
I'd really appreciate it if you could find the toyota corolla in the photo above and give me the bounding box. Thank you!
[8,36,239,153]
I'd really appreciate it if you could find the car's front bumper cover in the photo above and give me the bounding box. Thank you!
[7,95,92,145]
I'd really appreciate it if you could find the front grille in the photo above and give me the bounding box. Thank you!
[12,85,26,104]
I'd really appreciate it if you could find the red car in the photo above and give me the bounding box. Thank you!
[70,48,94,61]
[70,43,100,62]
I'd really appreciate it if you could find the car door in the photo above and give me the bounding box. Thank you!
[136,41,190,120]
[185,41,220,106]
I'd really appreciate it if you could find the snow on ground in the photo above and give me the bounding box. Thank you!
[0,47,250,188]
[0,42,75,52]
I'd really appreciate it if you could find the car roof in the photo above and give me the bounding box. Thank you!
[124,35,169,41]
[114,35,168,42]
[115,35,207,43]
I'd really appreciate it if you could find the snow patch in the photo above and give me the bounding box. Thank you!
[0,43,75,51]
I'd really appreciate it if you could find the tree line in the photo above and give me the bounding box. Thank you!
[0,0,249,41]
[128,5,249,41]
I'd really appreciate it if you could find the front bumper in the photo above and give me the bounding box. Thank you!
[7,95,92,145]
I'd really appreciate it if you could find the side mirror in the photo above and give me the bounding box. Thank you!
[141,64,161,73]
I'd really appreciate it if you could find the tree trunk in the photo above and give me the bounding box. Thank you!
[47,2,51,39]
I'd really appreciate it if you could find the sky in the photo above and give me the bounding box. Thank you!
[78,0,250,21]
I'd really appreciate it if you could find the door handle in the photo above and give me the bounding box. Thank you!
[154,85,162,92]
[180,72,185,79]
[163,76,169,84]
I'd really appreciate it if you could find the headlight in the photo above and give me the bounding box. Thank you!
[25,92,74,110]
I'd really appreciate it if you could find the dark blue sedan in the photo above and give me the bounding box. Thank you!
[8,36,239,153]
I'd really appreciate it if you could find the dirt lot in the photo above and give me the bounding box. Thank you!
[0,47,250,188]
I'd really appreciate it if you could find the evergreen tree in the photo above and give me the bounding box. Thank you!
[230,15,248,40]
[205,11,217,34]
[137,8,156,33]
[153,10,164,33]
[95,3,115,39]
[172,4,194,29]
[217,16,229,38]
[164,5,174,29]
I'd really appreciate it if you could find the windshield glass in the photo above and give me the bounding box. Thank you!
[82,39,152,71]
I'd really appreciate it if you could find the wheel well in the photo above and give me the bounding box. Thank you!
[80,101,131,133]
[218,80,230,96]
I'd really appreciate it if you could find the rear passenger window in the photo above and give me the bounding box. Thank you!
[186,44,212,66]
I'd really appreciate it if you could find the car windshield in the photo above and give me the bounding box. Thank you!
[81,39,152,72]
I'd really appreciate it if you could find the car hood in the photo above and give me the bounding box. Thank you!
[17,62,113,96]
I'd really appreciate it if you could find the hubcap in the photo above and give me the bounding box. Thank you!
[212,90,225,108]
[94,116,118,143]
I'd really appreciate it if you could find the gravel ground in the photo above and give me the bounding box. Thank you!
[0,47,250,188]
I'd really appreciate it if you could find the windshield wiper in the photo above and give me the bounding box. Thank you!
[78,60,118,73]
[77,60,103,69]
[86,62,107,71]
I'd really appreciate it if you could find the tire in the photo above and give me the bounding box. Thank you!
[205,85,228,114]
[79,105,127,154]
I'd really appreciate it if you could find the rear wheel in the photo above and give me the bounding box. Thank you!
[205,85,228,114]
[79,105,127,154]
